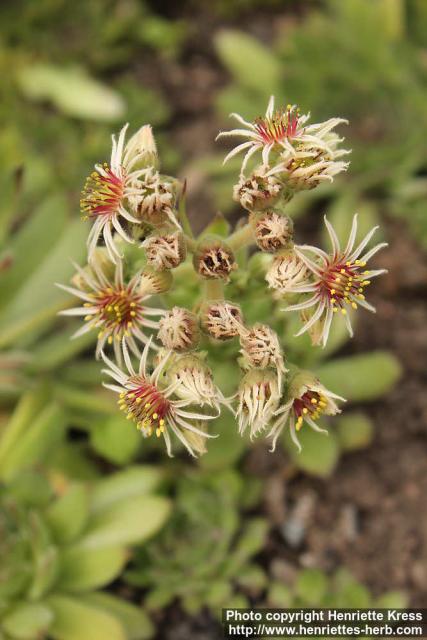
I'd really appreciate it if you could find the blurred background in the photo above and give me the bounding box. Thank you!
[0,1,426,639]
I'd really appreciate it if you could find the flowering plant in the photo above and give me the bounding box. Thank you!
[60,97,387,456]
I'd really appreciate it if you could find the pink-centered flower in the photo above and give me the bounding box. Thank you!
[102,340,218,457]
[81,124,151,263]
[285,215,387,347]
[58,258,164,362]
[268,370,344,452]
[216,95,347,176]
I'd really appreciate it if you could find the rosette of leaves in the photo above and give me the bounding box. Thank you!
[0,466,171,640]
[126,469,268,615]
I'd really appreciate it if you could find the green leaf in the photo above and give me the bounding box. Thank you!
[315,351,402,402]
[17,64,126,122]
[215,30,281,92]
[375,591,408,608]
[335,412,374,451]
[199,213,230,238]
[80,495,171,548]
[296,569,328,606]
[58,545,127,591]
[82,593,154,640]
[2,603,53,640]
[46,595,126,640]
[199,411,246,470]
[232,518,268,564]
[0,220,87,348]
[29,325,96,373]
[90,466,164,514]
[0,386,48,465]
[333,569,371,607]
[45,484,89,544]
[0,402,66,482]
[284,426,340,478]
[0,195,68,308]
[268,582,294,607]
[90,415,141,465]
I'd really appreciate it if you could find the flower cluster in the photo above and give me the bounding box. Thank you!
[59,96,387,457]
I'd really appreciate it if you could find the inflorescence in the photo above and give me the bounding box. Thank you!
[59,96,386,456]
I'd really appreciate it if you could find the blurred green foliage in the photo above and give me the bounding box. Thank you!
[0,0,413,631]
[0,464,170,640]
[210,0,427,247]
[268,567,407,610]
[126,469,268,615]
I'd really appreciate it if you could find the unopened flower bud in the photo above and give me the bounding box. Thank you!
[233,166,282,211]
[129,168,179,227]
[124,124,159,171]
[139,267,173,296]
[167,354,228,410]
[71,247,114,291]
[193,236,237,281]
[265,249,310,295]
[143,228,186,270]
[250,211,293,253]
[240,323,287,385]
[200,300,243,341]
[236,369,281,440]
[158,307,200,352]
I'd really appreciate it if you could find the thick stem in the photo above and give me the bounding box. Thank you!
[184,233,197,253]
[228,222,255,252]
[204,279,224,300]
[178,182,195,240]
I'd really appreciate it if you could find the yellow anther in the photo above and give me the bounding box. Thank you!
[340,269,346,274]
[352,302,358,309]
[358,294,365,300]
[311,398,317,404]
[303,408,308,414]
[153,413,158,420]
[145,402,151,408]
[341,308,347,315]
[330,289,336,294]
[130,302,136,307]
[136,397,142,404]
[108,336,113,344]
[84,315,92,321]
[130,311,136,317]
[159,419,165,426]
[332,307,338,313]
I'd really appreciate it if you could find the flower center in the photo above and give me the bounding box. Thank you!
[80,164,125,219]
[88,287,141,343]
[293,391,327,431]
[319,260,371,315]
[118,378,170,437]
[254,106,300,144]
